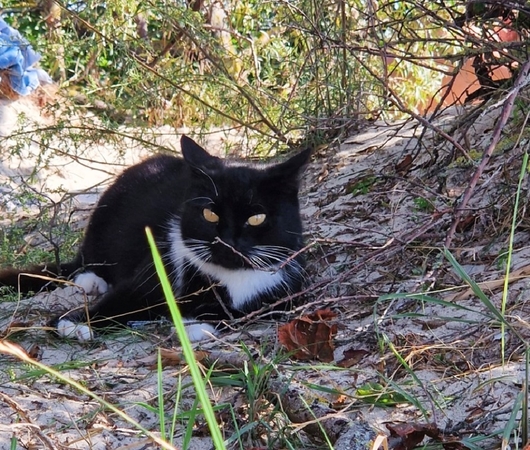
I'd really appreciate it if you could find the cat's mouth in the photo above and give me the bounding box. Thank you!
[210,237,253,269]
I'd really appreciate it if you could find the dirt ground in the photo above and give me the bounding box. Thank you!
[1,93,529,449]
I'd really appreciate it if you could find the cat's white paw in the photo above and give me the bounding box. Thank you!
[183,322,217,342]
[56,319,94,341]
[74,272,109,295]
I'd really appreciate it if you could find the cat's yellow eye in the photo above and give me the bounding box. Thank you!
[247,213,266,227]
[203,208,220,223]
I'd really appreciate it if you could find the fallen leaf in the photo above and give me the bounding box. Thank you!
[331,393,349,409]
[386,423,468,450]
[27,344,41,360]
[387,422,437,450]
[137,348,209,368]
[278,309,337,362]
[337,348,370,367]
[456,215,476,232]
[395,154,413,174]
[442,440,469,450]
[325,254,337,264]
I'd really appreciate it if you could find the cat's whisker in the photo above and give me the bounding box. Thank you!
[253,253,285,265]
[183,196,214,206]
[247,256,277,273]
[250,246,301,268]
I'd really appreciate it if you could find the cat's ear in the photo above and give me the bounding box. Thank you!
[270,148,311,181]
[181,135,220,170]
[264,148,311,193]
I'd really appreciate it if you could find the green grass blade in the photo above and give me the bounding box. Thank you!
[443,248,526,343]
[502,391,523,449]
[461,435,497,450]
[378,293,489,316]
[145,227,226,450]
[443,249,506,322]
[380,333,430,419]
[170,374,183,445]
[183,396,201,447]
[521,345,530,445]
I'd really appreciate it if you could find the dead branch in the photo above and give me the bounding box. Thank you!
[444,59,530,249]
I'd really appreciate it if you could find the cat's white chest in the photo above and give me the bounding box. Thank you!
[198,262,284,309]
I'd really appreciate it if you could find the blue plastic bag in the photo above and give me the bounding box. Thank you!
[0,18,53,95]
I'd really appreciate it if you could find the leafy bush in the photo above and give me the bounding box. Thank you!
[3,0,475,149]
[6,1,530,150]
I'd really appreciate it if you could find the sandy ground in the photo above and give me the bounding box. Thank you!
[1,92,529,449]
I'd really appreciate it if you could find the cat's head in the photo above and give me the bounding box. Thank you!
[178,135,310,272]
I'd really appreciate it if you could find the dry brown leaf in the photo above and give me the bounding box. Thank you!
[27,343,41,360]
[330,393,349,409]
[455,215,476,232]
[278,309,337,362]
[137,348,209,368]
[337,348,370,368]
[387,422,438,450]
[386,422,468,450]
[395,154,413,174]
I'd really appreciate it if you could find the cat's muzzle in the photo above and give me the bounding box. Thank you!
[210,237,253,269]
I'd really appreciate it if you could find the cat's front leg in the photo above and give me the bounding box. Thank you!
[50,276,168,341]
[49,271,111,340]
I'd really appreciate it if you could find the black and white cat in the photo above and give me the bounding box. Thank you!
[0,136,310,342]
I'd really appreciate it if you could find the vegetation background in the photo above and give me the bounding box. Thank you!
[3,0,494,150]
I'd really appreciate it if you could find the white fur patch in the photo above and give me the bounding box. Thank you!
[56,319,94,341]
[74,272,109,295]
[182,320,217,342]
[199,262,283,309]
[168,219,284,309]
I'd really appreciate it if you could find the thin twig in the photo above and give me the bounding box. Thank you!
[444,59,530,248]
